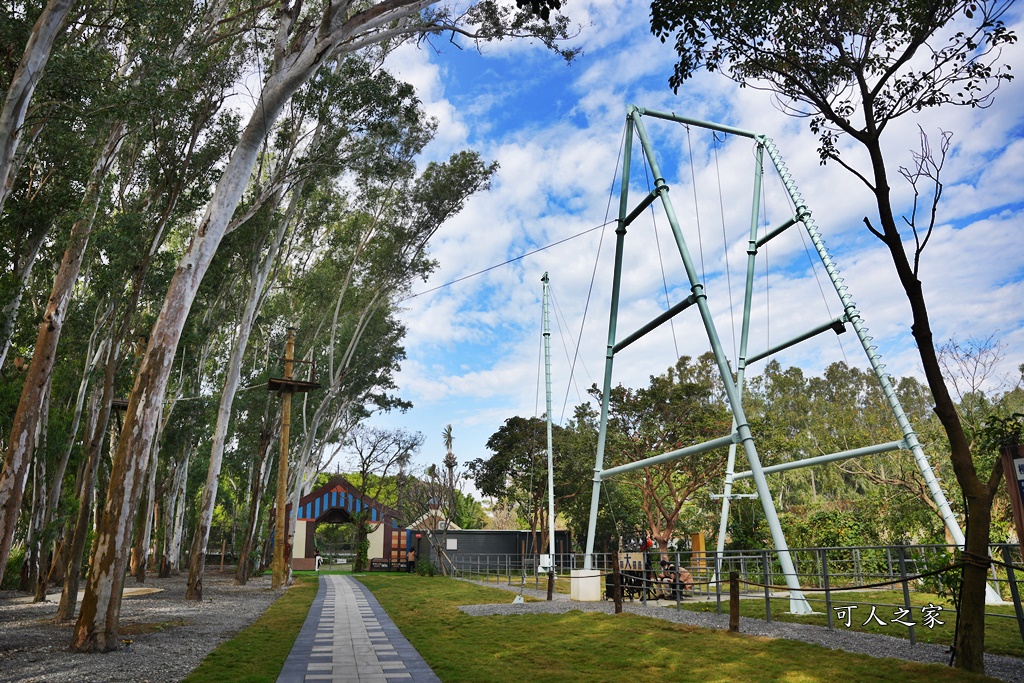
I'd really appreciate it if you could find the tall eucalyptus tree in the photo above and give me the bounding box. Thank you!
[0,0,76,217]
[74,0,573,651]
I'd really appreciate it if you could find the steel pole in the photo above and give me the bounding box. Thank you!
[759,139,964,547]
[583,112,635,570]
[542,273,556,596]
[632,111,811,613]
[715,140,765,580]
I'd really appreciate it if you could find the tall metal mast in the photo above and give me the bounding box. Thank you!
[542,273,556,599]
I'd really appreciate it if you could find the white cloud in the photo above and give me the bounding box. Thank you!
[368,3,1024,480]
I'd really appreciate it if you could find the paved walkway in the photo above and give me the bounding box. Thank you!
[277,574,441,683]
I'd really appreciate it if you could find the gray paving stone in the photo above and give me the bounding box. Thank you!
[277,575,440,683]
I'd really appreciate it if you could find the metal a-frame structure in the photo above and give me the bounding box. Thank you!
[582,105,967,613]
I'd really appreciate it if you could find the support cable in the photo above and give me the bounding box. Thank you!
[559,121,628,422]
[552,286,585,409]
[402,221,611,301]
[640,137,680,359]
[762,178,771,352]
[685,125,708,287]
[550,287,593,391]
[781,176,851,366]
[535,316,543,419]
[713,132,739,364]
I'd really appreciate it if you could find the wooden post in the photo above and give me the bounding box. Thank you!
[729,571,740,632]
[612,550,623,614]
[219,538,226,573]
[271,328,295,589]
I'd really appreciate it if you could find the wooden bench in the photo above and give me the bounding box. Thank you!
[369,558,409,572]
[605,571,694,601]
[605,570,658,601]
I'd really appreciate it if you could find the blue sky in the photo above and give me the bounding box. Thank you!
[356,1,1024,486]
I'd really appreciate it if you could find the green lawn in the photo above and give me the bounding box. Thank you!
[460,571,572,594]
[357,573,1002,683]
[182,576,318,683]
[676,589,1024,658]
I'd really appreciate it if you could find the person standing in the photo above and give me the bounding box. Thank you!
[407,548,416,574]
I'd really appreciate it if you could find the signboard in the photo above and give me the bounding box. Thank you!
[618,552,647,572]
[1013,457,1024,501]
[1001,446,1024,546]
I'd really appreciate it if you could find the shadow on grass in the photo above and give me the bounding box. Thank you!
[357,573,1000,683]
[678,590,1024,659]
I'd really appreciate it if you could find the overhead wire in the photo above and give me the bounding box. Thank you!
[401,221,611,301]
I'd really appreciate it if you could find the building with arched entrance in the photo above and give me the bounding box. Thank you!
[285,476,411,570]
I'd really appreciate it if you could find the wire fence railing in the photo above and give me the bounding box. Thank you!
[444,543,1024,648]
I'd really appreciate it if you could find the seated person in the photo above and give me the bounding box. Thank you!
[657,560,678,597]
[676,566,695,591]
[658,560,695,596]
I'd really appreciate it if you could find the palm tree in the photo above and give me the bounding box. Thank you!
[442,424,456,472]
[442,425,457,531]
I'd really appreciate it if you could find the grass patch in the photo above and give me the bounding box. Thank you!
[462,572,572,594]
[356,573,1001,682]
[182,577,317,683]
[678,590,1024,658]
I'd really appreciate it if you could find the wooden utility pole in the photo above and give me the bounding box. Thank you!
[269,327,320,590]
[271,329,296,590]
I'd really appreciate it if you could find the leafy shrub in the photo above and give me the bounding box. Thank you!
[2,546,25,590]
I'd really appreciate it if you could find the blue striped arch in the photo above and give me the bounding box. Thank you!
[295,482,395,525]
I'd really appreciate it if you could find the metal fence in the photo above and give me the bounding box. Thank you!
[446,543,1024,647]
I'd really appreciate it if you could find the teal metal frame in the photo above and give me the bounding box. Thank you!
[583,105,973,610]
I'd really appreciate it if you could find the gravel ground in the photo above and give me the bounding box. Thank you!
[0,571,281,683]
[458,579,1024,683]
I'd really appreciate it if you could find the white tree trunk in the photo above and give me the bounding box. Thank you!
[0,123,123,586]
[185,196,290,599]
[46,306,110,522]
[0,0,75,212]
[132,436,160,582]
[71,0,475,651]
[235,402,277,584]
[0,225,47,369]
[168,441,192,575]
[34,311,109,599]
[53,384,103,620]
